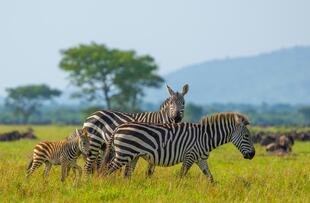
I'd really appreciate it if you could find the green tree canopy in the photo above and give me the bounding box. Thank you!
[59,42,163,111]
[5,84,61,123]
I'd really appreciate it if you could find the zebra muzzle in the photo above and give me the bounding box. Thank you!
[244,150,255,160]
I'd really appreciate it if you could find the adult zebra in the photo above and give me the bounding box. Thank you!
[101,112,255,182]
[83,84,189,174]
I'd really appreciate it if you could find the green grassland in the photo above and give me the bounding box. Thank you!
[0,125,310,202]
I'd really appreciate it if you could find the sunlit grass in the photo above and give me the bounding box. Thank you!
[0,125,310,202]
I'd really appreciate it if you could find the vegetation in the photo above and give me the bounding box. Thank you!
[299,106,310,125]
[5,84,61,124]
[1,102,310,126]
[59,43,163,111]
[0,125,310,202]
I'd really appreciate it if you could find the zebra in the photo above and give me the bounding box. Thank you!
[66,129,105,173]
[26,129,90,182]
[83,84,189,174]
[100,112,255,182]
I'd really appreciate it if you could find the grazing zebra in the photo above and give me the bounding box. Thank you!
[66,129,105,172]
[101,112,255,182]
[26,129,90,182]
[83,84,189,174]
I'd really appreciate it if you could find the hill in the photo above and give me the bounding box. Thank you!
[146,46,310,105]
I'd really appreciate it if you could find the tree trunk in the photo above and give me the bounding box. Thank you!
[103,84,111,109]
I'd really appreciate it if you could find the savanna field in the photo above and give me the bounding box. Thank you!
[1,125,310,202]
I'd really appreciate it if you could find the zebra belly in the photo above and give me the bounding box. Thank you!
[50,159,61,165]
[150,151,184,167]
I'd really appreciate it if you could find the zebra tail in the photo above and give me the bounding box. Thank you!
[27,158,33,171]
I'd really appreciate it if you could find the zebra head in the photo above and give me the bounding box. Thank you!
[165,84,189,123]
[76,129,91,156]
[230,114,255,160]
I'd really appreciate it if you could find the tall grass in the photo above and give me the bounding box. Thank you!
[0,125,310,202]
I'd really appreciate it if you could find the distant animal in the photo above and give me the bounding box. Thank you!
[299,132,310,141]
[260,135,277,146]
[26,129,90,182]
[266,134,293,154]
[101,112,255,182]
[0,128,37,142]
[83,84,189,175]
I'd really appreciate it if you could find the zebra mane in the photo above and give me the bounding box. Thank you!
[159,97,171,111]
[200,112,250,126]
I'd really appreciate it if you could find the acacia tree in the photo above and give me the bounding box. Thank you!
[5,84,61,123]
[59,43,163,111]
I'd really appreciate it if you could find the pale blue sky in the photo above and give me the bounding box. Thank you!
[0,0,309,96]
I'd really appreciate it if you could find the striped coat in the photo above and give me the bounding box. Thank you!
[26,129,90,182]
[83,84,189,174]
[101,112,255,182]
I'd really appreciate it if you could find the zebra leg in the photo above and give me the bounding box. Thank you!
[84,148,100,175]
[95,150,105,173]
[124,157,138,178]
[146,163,155,177]
[179,155,195,177]
[196,160,214,183]
[42,162,52,178]
[102,156,128,177]
[68,166,78,179]
[61,164,69,182]
[67,165,72,177]
[84,134,106,175]
[72,161,82,181]
[26,159,43,178]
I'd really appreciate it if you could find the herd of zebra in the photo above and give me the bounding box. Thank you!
[26,84,255,182]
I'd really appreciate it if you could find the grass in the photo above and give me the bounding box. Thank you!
[0,125,310,202]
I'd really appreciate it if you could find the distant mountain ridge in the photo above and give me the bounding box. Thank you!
[146,46,310,105]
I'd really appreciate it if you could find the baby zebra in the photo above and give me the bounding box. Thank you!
[26,129,90,182]
[101,112,255,182]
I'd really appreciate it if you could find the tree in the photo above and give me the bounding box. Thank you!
[112,52,163,111]
[59,43,163,111]
[184,102,204,122]
[5,84,61,123]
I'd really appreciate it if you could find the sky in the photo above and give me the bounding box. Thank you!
[0,0,309,96]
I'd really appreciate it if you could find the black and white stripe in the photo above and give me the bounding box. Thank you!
[26,129,90,182]
[83,84,189,174]
[101,112,255,182]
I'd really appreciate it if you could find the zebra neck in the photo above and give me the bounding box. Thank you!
[67,139,80,155]
[129,111,171,123]
[201,124,233,152]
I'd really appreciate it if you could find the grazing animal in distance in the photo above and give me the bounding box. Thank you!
[101,112,255,182]
[266,134,293,154]
[83,84,189,175]
[26,129,90,182]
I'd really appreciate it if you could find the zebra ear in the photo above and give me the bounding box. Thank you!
[166,84,175,96]
[243,120,250,125]
[75,129,80,136]
[81,128,89,138]
[234,113,250,126]
[182,84,189,96]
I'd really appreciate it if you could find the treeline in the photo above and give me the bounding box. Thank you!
[184,103,310,126]
[1,102,309,126]
[1,42,310,126]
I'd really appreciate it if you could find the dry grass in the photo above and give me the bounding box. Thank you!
[0,125,310,202]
